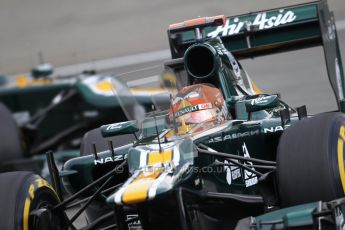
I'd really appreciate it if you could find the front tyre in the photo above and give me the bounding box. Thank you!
[0,171,66,230]
[277,112,345,207]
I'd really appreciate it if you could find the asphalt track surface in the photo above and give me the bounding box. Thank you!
[1,0,344,115]
[1,0,344,73]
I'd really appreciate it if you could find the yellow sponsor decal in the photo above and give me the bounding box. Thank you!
[148,149,172,166]
[122,170,162,204]
[338,126,345,193]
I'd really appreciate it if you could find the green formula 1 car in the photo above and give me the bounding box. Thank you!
[0,70,169,175]
[0,0,345,229]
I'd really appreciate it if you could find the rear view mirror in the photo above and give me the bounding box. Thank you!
[31,63,54,79]
[245,95,279,113]
[101,120,139,138]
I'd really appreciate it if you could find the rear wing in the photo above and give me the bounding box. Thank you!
[167,0,345,110]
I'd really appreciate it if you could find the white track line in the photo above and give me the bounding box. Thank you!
[54,49,170,77]
[336,19,345,31]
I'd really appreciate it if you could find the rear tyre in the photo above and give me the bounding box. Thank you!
[0,171,66,230]
[277,112,345,207]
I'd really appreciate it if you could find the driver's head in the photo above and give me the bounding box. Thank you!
[168,84,228,125]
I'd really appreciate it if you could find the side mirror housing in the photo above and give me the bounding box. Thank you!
[101,120,139,137]
[31,63,54,79]
[245,95,279,113]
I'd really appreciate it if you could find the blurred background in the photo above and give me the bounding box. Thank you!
[0,0,344,113]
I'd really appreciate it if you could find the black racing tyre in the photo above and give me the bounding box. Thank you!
[0,103,25,161]
[0,171,66,230]
[277,112,345,207]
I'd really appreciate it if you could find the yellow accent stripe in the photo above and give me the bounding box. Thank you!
[251,80,263,94]
[23,198,31,230]
[162,73,177,84]
[122,170,162,204]
[338,138,345,193]
[148,149,172,166]
[17,74,27,88]
[96,81,113,91]
[16,75,53,88]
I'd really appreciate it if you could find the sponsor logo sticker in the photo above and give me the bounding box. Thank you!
[207,9,297,38]
[174,103,212,118]
[94,154,128,165]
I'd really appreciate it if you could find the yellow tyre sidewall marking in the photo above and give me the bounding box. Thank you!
[23,198,31,230]
[338,126,345,193]
[23,177,58,230]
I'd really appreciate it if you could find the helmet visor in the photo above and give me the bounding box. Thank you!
[177,108,218,124]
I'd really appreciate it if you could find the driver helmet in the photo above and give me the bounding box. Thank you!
[168,84,228,126]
